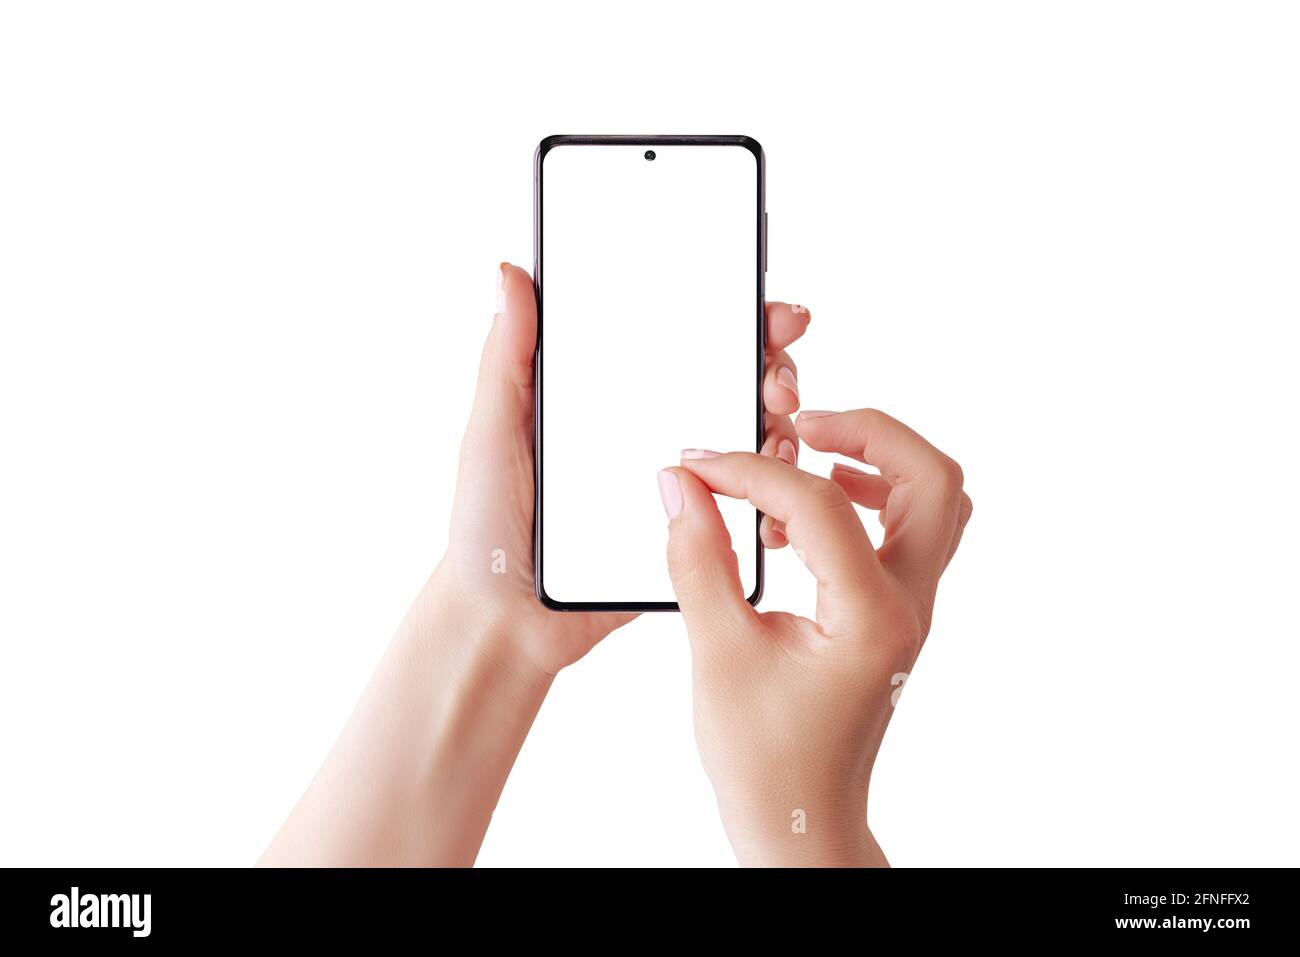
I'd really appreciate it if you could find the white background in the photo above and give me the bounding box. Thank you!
[1,1,1297,867]
[542,142,758,604]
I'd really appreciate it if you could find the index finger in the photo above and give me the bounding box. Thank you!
[796,409,966,606]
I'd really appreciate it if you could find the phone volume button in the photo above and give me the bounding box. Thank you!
[763,212,768,272]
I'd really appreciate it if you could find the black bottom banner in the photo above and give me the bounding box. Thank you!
[0,866,1291,946]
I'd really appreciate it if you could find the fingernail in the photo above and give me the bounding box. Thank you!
[799,410,836,419]
[496,263,507,312]
[791,304,809,316]
[832,462,867,476]
[777,438,797,465]
[658,470,683,518]
[776,367,799,397]
[772,520,787,545]
[681,448,721,460]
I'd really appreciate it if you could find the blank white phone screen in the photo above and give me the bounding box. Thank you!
[539,142,760,606]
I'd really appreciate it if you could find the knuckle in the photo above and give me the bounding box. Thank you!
[852,407,888,427]
[666,540,704,582]
[806,475,852,512]
[847,406,888,453]
[668,536,734,587]
[934,454,965,493]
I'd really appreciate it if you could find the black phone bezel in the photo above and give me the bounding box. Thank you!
[533,134,767,612]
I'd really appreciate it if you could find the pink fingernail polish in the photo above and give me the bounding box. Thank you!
[791,304,809,315]
[681,448,721,459]
[776,367,799,397]
[777,438,797,465]
[798,410,836,419]
[496,263,507,312]
[658,470,683,518]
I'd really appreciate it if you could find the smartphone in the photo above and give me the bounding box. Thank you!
[533,134,766,611]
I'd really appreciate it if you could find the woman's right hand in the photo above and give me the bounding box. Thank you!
[657,409,971,867]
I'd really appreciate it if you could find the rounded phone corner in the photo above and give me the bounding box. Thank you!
[734,135,765,166]
[535,135,568,168]
[535,577,566,612]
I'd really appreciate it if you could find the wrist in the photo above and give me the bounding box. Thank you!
[382,571,553,864]
[410,563,554,696]
[260,568,552,867]
[718,795,886,868]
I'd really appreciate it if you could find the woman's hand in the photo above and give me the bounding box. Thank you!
[431,263,632,674]
[658,410,972,866]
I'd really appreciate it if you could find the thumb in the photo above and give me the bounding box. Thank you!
[462,263,537,456]
[659,466,755,637]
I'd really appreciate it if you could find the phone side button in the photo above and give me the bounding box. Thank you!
[763,211,768,273]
